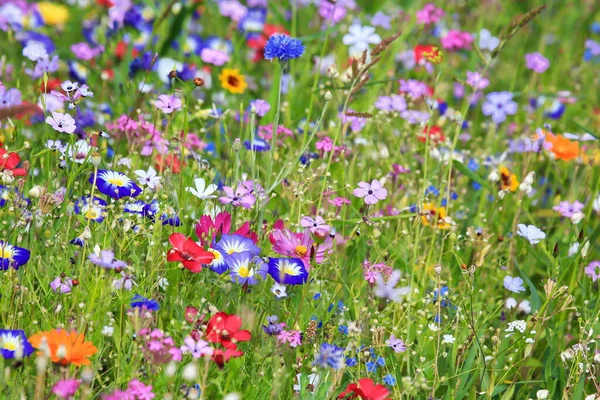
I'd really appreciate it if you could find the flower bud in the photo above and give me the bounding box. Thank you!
[90,152,101,167]
[324,91,332,101]
[193,77,205,87]
[29,185,42,198]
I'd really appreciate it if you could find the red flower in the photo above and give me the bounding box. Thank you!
[167,233,214,273]
[0,146,27,176]
[414,44,438,64]
[338,378,390,400]
[418,125,445,144]
[156,154,183,174]
[96,0,114,7]
[211,348,244,369]
[205,312,251,350]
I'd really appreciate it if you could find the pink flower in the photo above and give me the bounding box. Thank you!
[250,99,270,117]
[441,30,473,51]
[525,52,550,73]
[416,3,445,25]
[219,185,256,209]
[181,336,214,358]
[45,111,76,134]
[353,180,388,205]
[155,94,182,114]
[585,261,600,282]
[399,79,428,99]
[315,136,334,152]
[52,379,81,399]
[70,42,103,61]
[201,48,229,66]
[270,228,332,269]
[329,197,351,207]
[127,379,155,400]
[465,71,489,90]
[300,216,331,234]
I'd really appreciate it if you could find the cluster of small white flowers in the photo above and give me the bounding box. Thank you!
[505,320,527,337]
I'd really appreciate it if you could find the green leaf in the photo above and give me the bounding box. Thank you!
[515,262,542,312]
[452,160,490,190]
[573,121,600,140]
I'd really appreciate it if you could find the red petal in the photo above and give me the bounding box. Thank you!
[169,233,187,249]
[233,329,251,342]
[224,314,242,333]
[167,249,184,262]
[182,260,202,273]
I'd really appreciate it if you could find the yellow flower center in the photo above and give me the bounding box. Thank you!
[238,266,250,277]
[295,245,308,256]
[3,342,16,351]
[107,177,126,187]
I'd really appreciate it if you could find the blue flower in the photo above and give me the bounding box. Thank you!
[74,196,107,222]
[244,137,271,152]
[366,361,377,373]
[123,200,147,215]
[130,295,160,311]
[262,315,283,336]
[0,241,31,270]
[227,253,267,285]
[216,234,261,261]
[313,292,321,300]
[346,357,357,367]
[0,330,34,359]
[264,34,305,62]
[383,374,397,386]
[90,170,141,199]
[432,286,450,306]
[267,258,309,285]
[338,325,348,335]
[313,343,345,369]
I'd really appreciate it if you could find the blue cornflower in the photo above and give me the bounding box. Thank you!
[383,374,397,386]
[376,356,386,366]
[338,325,349,335]
[130,295,160,311]
[313,343,345,370]
[366,361,377,373]
[264,34,305,63]
[346,357,357,367]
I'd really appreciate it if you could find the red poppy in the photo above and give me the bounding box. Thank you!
[205,312,251,350]
[418,125,445,144]
[211,348,244,369]
[167,233,214,273]
[156,154,183,174]
[338,378,390,400]
[414,44,439,64]
[0,145,27,176]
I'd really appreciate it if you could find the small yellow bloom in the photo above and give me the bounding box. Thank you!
[499,166,519,192]
[37,2,70,26]
[219,69,247,94]
[424,46,443,64]
[421,202,453,230]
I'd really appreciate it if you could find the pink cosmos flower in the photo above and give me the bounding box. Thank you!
[441,30,473,51]
[269,228,332,269]
[45,112,76,134]
[353,180,388,205]
[201,48,229,66]
[525,52,550,73]
[155,94,182,114]
[416,3,445,25]
[219,185,256,209]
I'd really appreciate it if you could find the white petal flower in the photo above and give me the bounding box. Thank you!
[516,224,546,245]
[186,177,217,200]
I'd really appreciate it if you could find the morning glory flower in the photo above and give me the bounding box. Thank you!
[0,329,34,359]
[264,34,305,63]
[267,257,309,285]
[90,170,142,199]
[504,275,526,293]
[74,196,107,222]
[0,241,31,271]
[516,224,546,245]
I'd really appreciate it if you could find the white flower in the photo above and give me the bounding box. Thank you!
[570,212,585,224]
[505,297,517,309]
[516,224,546,245]
[67,140,93,164]
[342,24,381,56]
[117,158,132,168]
[518,300,531,314]
[293,373,320,392]
[271,283,287,299]
[158,277,169,290]
[536,389,549,399]
[442,335,455,344]
[568,242,579,257]
[22,41,48,62]
[593,193,600,213]
[182,362,198,381]
[428,323,440,332]
[186,177,217,200]
[478,29,500,51]
[134,166,161,189]
[488,169,500,182]
[101,325,114,337]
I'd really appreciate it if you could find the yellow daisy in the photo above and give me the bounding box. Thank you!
[219,69,247,94]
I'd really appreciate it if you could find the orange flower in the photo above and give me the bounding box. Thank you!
[29,330,97,366]
[545,134,579,161]
[421,202,453,230]
[499,166,519,192]
[219,68,247,94]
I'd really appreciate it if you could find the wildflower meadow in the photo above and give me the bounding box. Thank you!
[1,0,600,399]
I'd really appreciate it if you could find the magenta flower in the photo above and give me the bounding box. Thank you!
[127,379,155,400]
[585,261,600,282]
[525,52,550,73]
[200,48,229,66]
[45,112,76,134]
[553,200,584,218]
[155,94,182,114]
[465,71,489,90]
[416,3,444,25]
[441,30,473,51]
[270,228,332,269]
[353,180,388,205]
[50,276,73,294]
[52,379,81,399]
[219,185,256,209]
[70,42,103,61]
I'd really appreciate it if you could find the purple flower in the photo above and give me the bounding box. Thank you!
[70,42,102,61]
[25,55,59,79]
[387,334,406,353]
[113,272,136,290]
[375,95,407,112]
[585,261,600,282]
[50,276,73,294]
[52,379,81,399]
[319,0,347,24]
[374,270,409,301]
[218,0,247,22]
[219,185,256,208]
[22,41,47,62]
[399,79,428,99]
[155,94,182,114]
[45,112,76,134]
[525,52,550,73]
[552,201,584,218]
[400,110,430,124]
[89,249,127,270]
[503,275,526,293]
[465,71,489,90]
[371,11,392,29]
[251,99,271,117]
[0,87,22,108]
[300,216,330,234]
[482,92,518,124]
[200,48,229,66]
[180,336,213,358]
[353,180,388,205]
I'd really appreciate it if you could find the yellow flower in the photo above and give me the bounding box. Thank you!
[421,203,453,230]
[219,69,247,94]
[37,2,70,26]
[499,166,519,192]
